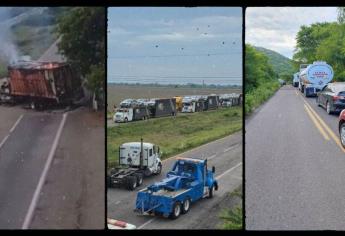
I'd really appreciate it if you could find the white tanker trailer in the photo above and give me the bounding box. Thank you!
[299,61,334,97]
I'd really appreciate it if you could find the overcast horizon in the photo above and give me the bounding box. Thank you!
[108,7,242,86]
[246,7,338,59]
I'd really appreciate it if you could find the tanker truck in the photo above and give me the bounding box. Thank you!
[299,61,334,97]
[293,72,300,88]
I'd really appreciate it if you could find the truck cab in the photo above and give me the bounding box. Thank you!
[119,142,162,176]
[182,97,196,113]
[114,108,133,123]
[135,157,218,219]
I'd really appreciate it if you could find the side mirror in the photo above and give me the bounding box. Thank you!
[212,166,215,173]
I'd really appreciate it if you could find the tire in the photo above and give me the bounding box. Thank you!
[317,97,321,107]
[208,185,215,198]
[340,123,345,148]
[126,176,137,190]
[170,201,181,219]
[155,163,162,175]
[124,118,128,123]
[181,198,191,214]
[326,101,332,114]
[135,173,143,186]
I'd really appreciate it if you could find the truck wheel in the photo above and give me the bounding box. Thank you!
[181,198,191,214]
[155,163,162,175]
[326,101,332,114]
[135,173,143,186]
[126,176,137,190]
[208,185,215,198]
[170,201,181,219]
[340,123,345,148]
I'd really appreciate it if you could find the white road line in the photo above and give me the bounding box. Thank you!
[216,162,242,180]
[223,143,240,153]
[10,114,23,133]
[137,218,156,229]
[0,135,9,150]
[22,113,68,229]
[0,114,24,150]
[137,161,242,229]
[207,154,217,160]
[162,132,240,163]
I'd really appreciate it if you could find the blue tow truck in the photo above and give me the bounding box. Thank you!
[134,157,218,219]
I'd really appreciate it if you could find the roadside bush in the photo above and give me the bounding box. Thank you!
[245,81,280,115]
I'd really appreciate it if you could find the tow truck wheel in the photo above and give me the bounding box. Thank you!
[126,176,137,190]
[135,173,143,186]
[208,185,215,198]
[182,198,191,214]
[170,201,181,219]
[155,163,162,175]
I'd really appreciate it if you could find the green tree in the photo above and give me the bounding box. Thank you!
[56,7,105,100]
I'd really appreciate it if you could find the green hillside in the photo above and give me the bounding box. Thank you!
[0,7,69,77]
[254,46,295,76]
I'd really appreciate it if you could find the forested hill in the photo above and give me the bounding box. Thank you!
[255,46,295,76]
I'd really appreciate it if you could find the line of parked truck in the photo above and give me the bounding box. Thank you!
[292,61,345,149]
[107,139,218,220]
[113,93,242,123]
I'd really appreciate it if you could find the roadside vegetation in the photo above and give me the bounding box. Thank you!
[218,187,242,230]
[245,44,280,115]
[107,107,242,168]
[293,7,345,81]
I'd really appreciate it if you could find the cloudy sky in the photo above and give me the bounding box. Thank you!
[108,7,242,85]
[246,7,338,59]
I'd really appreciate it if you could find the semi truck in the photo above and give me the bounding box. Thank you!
[0,61,83,109]
[107,139,162,190]
[181,96,205,113]
[134,157,218,219]
[114,106,150,123]
[146,98,177,118]
[205,95,219,110]
[174,96,183,112]
[299,61,334,97]
[293,72,300,87]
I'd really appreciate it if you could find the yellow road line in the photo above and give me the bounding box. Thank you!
[304,104,330,141]
[303,100,345,153]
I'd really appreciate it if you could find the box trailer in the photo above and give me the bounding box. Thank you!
[2,61,82,109]
[147,98,176,118]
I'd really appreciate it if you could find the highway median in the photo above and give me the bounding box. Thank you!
[107,107,242,169]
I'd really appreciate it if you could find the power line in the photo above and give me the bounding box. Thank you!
[109,75,242,79]
[108,52,241,59]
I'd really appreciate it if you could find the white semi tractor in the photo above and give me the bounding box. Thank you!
[299,61,334,97]
[107,139,162,190]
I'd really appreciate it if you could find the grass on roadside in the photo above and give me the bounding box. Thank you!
[219,205,242,230]
[245,81,280,115]
[107,107,242,169]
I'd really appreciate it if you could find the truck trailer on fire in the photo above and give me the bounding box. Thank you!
[0,61,82,109]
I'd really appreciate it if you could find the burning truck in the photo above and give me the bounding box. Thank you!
[0,61,83,109]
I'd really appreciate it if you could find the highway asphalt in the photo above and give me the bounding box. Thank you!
[107,131,242,229]
[0,108,62,229]
[246,85,345,230]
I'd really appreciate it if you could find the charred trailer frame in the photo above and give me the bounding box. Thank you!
[7,61,82,109]
[148,98,177,118]
[205,95,219,110]
[132,106,150,120]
